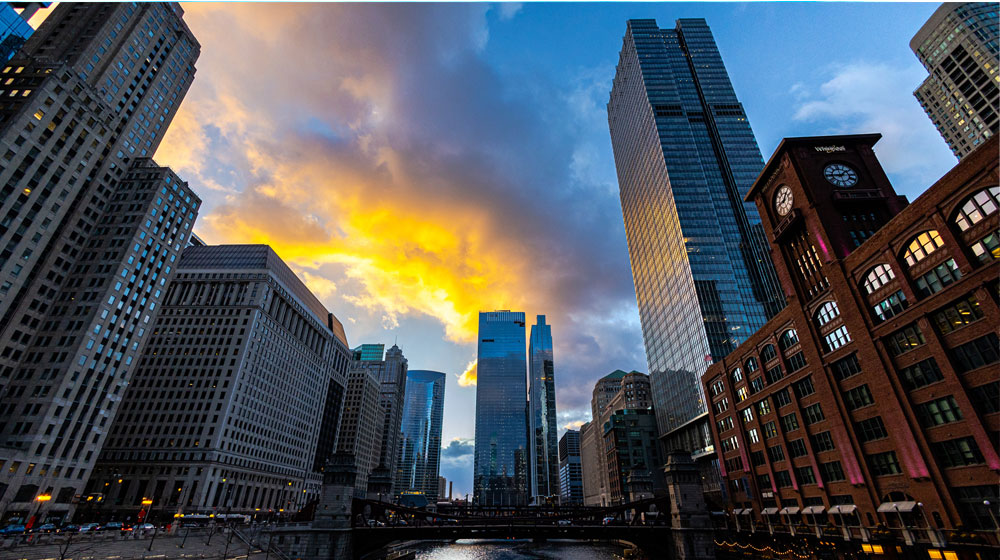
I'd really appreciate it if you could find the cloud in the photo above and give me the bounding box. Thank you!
[155,3,646,418]
[441,438,475,459]
[563,420,585,431]
[791,60,956,194]
[496,3,523,21]
[457,359,477,387]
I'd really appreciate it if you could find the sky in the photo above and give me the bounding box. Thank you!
[35,1,959,499]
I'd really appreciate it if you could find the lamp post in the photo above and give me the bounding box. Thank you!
[986,500,999,538]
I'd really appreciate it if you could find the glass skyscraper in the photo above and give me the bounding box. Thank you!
[0,3,34,62]
[395,370,445,501]
[473,310,528,506]
[607,19,784,453]
[528,315,558,504]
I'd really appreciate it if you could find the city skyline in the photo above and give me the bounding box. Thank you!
[25,2,964,500]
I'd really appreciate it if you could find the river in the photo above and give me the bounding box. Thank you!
[409,539,626,559]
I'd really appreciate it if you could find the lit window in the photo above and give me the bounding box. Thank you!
[862,263,895,294]
[954,186,999,231]
[815,301,840,327]
[903,230,944,266]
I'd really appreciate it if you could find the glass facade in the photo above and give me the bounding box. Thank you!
[395,370,446,501]
[528,315,559,503]
[0,4,32,62]
[473,310,528,506]
[558,429,583,505]
[608,19,784,446]
[912,2,998,159]
[353,343,385,361]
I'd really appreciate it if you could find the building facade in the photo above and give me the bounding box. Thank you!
[91,245,352,520]
[337,364,382,498]
[0,3,34,62]
[528,315,558,504]
[473,310,528,506]
[558,429,583,505]
[370,344,407,498]
[912,2,998,160]
[0,2,200,522]
[579,420,604,506]
[703,135,999,545]
[394,369,445,501]
[603,408,664,505]
[607,18,784,461]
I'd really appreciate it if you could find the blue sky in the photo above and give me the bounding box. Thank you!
[148,2,958,499]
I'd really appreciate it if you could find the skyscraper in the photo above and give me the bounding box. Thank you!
[558,430,583,505]
[473,310,528,506]
[527,315,558,504]
[373,344,407,496]
[0,3,35,62]
[395,370,445,501]
[0,2,200,520]
[912,2,998,160]
[93,245,352,518]
[337,363,383,497]
[607,18,784,456]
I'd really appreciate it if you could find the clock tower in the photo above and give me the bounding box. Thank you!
[745,134,909,304]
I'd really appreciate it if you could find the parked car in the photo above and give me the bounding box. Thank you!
[102,522,124,532]
[34,523,59,533]
[79,523,101,532]
[0,524,25,535]
[557,519,572,526]
[602,516,617,526]
[135,523,155,531]
[61,525,80,533]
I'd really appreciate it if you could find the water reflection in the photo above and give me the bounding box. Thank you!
[411,539,623,559]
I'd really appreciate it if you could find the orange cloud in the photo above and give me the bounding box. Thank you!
[457,360,477,387]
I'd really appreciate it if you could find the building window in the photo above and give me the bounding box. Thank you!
[773,389,792,408]
[768,445,785,463]
[763,421,778,439]
[932,294,984,334]
[757,473,771,489]
[750,450,766,466]
[757,399,772,416]
[862,264,896,294]
[810,431,835,452]
[778,329,799,351]
[797,466,817,485]
[765,364,784,384]
[742,407,754,424]
[854,416,888,442]
[866,451,902,476]
[820,461,846,482]
[933,437,985,468]
[736,387,748,403]
[786,352,807,373]
[831,354,861,381]
[774,470,793,488]
[872,290,908,323]
[885,324,925,356]
[730,367,743,383]
[914,259,962,297]
[915,396,963,427]
[780,413,799,432]
[897,358,943,390]
[804,403,825,425]
[717,416,734,433]
[843,384,875,411]
[953,186,999,231]
[788,439,807,458]
[760,344,777,363]
[969,381,999,415]
[815,300,840,327]
[793,377,815,399]
[710,379,725,396]
[747,429,760,444]
[744,357,759,373]
[950,333,999,373]
[951,485,1000,530]
[714,398,730,414]
[903,230,944,267]
[970,230,1000,262]
[823,325,851,352]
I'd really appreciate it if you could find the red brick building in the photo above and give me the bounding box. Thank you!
[702,134,998,549]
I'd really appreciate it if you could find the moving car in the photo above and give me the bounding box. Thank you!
[0,524,25,535]
[79,523,101,532]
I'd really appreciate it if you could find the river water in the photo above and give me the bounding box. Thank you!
[410,539,625,559]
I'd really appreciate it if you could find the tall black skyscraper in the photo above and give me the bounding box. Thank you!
[607,19,784,458]
[0,3,200,520]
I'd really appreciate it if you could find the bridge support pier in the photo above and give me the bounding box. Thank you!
[664,451,716,560]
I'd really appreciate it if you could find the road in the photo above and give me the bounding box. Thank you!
[0,528,276,560]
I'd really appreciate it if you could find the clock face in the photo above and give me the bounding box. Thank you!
[824,163,858,187]
[775,185,793,216]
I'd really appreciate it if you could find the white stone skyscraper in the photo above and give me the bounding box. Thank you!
[0,3,200,521]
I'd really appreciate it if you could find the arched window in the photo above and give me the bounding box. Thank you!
[731,367,743,383]
[815,301,840,327]
[760,344,777,363]
[954,186,1000,231]
[744,357,759,374]
[862,264,895,294]
[779,329,799,351]
[903,231,944,267]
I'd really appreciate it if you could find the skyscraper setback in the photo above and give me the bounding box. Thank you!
[528,315,558,504]
[607,18,784,455]
[473,310,528,506]
[0,3,200,519]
